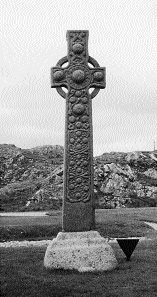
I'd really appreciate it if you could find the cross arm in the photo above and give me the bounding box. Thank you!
[51,66,68,89]
[89,67,106,89]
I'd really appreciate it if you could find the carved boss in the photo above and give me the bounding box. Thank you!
[51,31,106,231]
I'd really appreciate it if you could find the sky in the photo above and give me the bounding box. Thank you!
[0,0,157,156]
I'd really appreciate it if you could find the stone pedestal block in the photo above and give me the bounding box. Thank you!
[44,231,117,272]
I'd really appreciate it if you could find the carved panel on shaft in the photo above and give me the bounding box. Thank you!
[51,30,106,204]
[66,87,91,203]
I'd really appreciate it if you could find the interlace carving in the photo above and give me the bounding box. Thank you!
[51,30,106,203]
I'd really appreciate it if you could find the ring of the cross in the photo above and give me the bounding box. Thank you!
[56,56,100,99]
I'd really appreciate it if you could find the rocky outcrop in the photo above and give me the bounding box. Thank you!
[94,151,157,208]
[0,144,63,186]
[0,144,64,211]
[0,144,157,211]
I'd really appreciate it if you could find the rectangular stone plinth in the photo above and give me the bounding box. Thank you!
[44,231,118,272]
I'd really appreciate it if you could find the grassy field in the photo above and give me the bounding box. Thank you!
[0,207,157,296]
[0,239,157,297]
[0,207,157,241]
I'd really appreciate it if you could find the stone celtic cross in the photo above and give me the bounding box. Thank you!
[51,30,106,232]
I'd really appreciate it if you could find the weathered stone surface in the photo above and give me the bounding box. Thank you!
[143,168,157,179]
[0,144,64,211]
[94,152,157,208]
[51,30,106,231]
[0,144,63,186]
[44,231,117,272]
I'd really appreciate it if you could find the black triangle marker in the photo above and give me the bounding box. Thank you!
[117,238,139,261]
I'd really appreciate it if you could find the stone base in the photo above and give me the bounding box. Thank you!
[44,231,118,272]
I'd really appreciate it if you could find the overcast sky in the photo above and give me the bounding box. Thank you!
[0,0,157,155]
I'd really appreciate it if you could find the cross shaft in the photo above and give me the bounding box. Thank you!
[51,30,106,232]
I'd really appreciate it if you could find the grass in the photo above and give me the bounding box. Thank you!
[0,207,157,241]
[0,239,157,297]
[0,207,157,296]
[0,213,62,242]
[95,207,157,239]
